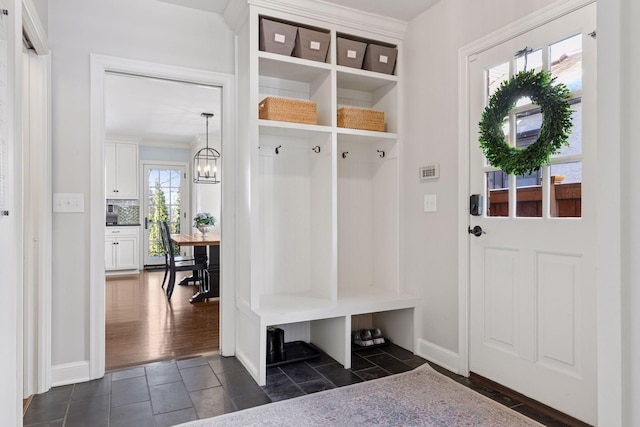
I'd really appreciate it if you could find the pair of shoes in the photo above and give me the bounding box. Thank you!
[370,328,385,345]
[353,328,386,347]
[266,327,286,364]
[353,329,374,346]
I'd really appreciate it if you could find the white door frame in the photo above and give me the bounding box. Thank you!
[22,48,51,397]
[22,0,51,398]
[90,55,236,379]
[456,0,614,417]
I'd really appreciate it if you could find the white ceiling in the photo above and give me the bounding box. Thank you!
[106,1,440,146]
[156,0,440,21]
[105,73,221,146]
[318,0,440,22]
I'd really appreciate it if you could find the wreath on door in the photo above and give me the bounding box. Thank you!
[478,70,573,176]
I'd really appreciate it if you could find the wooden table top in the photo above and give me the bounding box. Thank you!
[171,232,221,247]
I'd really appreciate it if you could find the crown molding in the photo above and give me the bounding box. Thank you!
[105,135,141,144]
[224,0,250,32]
[225,0,407,40]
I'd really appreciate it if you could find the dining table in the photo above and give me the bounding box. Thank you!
[171,232,220,303]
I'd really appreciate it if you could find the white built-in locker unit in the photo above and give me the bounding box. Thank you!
[227,0,418,385]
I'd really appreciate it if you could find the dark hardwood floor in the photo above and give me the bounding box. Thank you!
[106,270,219,370]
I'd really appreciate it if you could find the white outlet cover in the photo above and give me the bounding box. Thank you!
[424,194,437,212]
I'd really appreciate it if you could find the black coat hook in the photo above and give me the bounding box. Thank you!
[275,145,282,155]
[342,152,348,159]
[377,149,385,158]
[312,146,321,153]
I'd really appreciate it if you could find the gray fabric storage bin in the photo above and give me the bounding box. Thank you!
[337,37,367,69]
[363,44,398,75]
[260,18,297,56]
[293,27,330,62]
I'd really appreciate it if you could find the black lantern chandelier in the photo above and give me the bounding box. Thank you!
[193,112,221,184]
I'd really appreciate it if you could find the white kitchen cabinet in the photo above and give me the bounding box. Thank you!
[105,140,138,199]
[228,0,418,385]
[105,226,139,271]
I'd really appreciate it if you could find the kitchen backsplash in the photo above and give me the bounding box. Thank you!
[107,199,140,225]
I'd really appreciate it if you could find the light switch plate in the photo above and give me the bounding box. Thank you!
[424,194,437,212]
[53,193,85,213]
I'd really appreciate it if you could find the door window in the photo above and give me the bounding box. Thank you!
[484,33,583,218]
[144,165,186,264]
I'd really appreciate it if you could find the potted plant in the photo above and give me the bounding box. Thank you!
[193,212,216,236]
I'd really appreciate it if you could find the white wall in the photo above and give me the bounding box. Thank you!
[48,0,234,371]
[402,0,556,356]
[31,0,47,33]
[192,134,222,234]
[620,0,640,424]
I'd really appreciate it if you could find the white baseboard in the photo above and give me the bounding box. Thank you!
[416,338,460,374]
[234,350,259,384]
[51,361,90,387]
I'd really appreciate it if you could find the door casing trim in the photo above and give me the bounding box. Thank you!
[90,54,236,379]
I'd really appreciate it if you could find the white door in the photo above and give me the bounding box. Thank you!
[468,4,596,424]
[142,163,188,265]
[0,0,21,422]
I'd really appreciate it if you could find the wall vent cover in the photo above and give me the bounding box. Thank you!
[419,163,440,181]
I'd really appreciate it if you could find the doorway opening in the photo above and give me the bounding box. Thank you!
[101,68,226,370]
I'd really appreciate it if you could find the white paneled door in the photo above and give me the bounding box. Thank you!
[468,4,596,424]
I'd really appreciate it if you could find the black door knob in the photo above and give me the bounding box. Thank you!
[468,225,485,237]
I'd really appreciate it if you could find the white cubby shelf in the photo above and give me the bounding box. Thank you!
[233,1,417,386]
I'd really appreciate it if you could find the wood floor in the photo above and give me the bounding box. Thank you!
[106,270,219,370]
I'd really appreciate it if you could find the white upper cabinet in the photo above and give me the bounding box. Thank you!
[106,140,139,199]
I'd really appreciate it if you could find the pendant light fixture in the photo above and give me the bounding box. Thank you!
[193,112,221,184]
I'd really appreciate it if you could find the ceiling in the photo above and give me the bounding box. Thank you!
[106,1,439,146]
[105,73,221,146]
[157,0,440,21]
[317,0,440,22]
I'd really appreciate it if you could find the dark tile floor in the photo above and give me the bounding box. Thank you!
[23,343,577,427]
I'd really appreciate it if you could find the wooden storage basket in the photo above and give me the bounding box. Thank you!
[337,107,385,132]
[259,97,317,124]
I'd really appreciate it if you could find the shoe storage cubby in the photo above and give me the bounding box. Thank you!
[232,1,418,386]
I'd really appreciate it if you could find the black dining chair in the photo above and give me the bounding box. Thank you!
[160,221,208,300]
[159,222,193,290]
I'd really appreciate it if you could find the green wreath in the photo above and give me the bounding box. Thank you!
[478,70,573,176]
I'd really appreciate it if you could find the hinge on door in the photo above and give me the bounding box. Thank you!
[184,173,186,179]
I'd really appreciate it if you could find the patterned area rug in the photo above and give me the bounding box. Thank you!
[177,363,542,426]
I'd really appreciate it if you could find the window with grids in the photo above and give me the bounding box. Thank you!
[485,34,583,218]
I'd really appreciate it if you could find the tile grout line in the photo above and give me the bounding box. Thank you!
[61,384,74,427]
